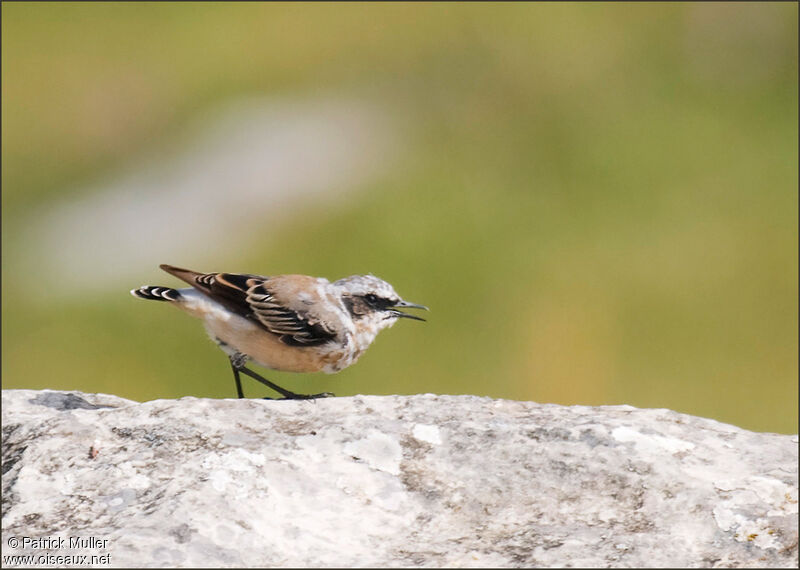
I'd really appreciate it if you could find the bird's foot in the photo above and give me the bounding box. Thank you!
[262,392,335,401]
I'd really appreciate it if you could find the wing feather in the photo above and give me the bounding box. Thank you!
[244,283,336,346]
[159,265,337,347]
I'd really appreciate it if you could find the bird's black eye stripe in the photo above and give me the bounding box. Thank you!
[363,293,391,310]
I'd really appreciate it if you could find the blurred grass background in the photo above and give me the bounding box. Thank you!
[2,3,797,433]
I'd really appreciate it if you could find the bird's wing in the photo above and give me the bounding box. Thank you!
[159,265,338,347]
[243,275,341,347]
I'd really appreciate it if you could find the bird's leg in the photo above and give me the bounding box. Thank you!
[230,361,245,399]
[229,353,248,398]
[237,367,335,400]
[229,355,334,400]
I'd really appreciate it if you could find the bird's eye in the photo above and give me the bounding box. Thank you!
[365,294,379,304]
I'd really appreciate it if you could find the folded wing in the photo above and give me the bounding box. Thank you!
[160,264,337,347]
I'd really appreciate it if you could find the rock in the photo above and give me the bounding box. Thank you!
[2,389,797,568]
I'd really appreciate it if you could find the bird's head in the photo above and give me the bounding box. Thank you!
[334,274,428,337]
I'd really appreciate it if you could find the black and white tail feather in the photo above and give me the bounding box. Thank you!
[131,286,182,302]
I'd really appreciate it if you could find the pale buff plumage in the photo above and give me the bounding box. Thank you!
[131,264,427,399]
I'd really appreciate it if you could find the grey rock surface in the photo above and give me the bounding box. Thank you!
[1,390,797,568]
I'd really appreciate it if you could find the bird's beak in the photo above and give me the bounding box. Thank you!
[390,300,429,322]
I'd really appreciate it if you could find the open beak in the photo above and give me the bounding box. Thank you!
[390,299,429,322]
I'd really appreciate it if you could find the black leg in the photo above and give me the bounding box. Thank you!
[230,362,245,399]
[234,365,334,400]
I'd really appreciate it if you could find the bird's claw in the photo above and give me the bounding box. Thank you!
[286,391,335,400]
[262,391,335,401]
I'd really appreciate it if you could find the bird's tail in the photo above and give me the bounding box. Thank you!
[159,264,205,287]
[130,286,182,302]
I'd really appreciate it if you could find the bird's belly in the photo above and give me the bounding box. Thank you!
[203,312,347,374]
[177,289,353,373]
[235,330,340,373]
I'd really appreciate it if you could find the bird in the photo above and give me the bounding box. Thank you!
[131,264,428,399]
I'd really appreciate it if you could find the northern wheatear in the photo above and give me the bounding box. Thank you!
[131,264,427,399]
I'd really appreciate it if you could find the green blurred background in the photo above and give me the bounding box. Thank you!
[2,3,797,433]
